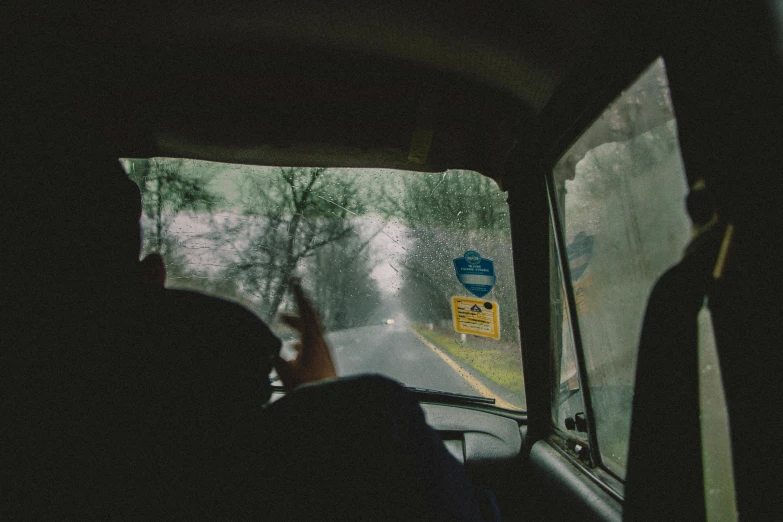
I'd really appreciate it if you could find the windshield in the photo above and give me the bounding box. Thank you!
[123,160,525,410]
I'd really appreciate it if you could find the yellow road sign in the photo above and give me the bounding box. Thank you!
[451,296,500,340]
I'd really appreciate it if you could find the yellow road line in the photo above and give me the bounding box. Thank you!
[410,328,518,410]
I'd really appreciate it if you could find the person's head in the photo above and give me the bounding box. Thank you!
[686,178,717,227]
[7,123,148,293]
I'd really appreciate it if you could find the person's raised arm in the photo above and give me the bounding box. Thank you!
[272,280,337,390]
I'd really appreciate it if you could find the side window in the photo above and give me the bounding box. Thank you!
[698,303,738,520]
[550,58,692,478]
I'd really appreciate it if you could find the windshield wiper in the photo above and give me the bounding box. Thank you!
[405,386,496,405]
[271,382,496,406]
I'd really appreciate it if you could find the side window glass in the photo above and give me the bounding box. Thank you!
[698,302,738,521]
[551,58,692,478]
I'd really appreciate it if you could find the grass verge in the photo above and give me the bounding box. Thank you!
[411,325,525,395]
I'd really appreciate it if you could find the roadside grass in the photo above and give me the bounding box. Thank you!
[412,325,525,395]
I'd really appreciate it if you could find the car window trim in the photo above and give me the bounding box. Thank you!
[546,171,604,470]
[544,437,626,504]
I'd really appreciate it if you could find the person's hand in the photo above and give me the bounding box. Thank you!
[273,280,337,390]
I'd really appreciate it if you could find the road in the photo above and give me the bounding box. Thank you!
[325,324,480,396]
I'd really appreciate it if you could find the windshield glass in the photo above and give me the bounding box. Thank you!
[123,161,525,410]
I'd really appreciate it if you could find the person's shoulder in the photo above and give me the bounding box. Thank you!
[265,374,418,421]
[155,288,280,398]
[153,287,280,348]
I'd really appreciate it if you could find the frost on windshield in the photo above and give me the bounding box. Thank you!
[123,161,525,409]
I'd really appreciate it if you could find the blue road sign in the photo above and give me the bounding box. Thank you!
[566,232,594,281]
[453,250,496,298]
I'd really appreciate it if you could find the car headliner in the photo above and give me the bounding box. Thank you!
[9,2,771,192]
[6,1,622,186]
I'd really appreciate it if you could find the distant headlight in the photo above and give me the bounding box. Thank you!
[385,319,395,325]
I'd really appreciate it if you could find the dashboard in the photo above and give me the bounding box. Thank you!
[420,403,523,468]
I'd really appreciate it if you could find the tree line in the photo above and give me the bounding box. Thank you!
[126,159,521,342]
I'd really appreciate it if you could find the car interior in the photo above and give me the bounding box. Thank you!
[6,1,782,520]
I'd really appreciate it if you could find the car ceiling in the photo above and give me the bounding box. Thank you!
[10,1,614,185]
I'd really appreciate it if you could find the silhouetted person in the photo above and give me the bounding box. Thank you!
[2,120,494,519]
[3,151,282,517]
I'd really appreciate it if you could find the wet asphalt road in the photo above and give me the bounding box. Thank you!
[325,324,478,396]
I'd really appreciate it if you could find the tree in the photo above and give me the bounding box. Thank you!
[124,161,384,325]
[126,158,221,282]
[306,232,383,331]
[216,167,367,322]
[391,170,521,342]
[385,170,508,233]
